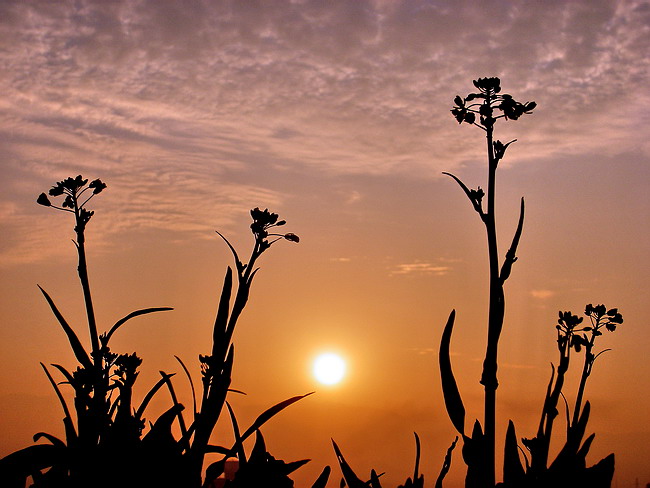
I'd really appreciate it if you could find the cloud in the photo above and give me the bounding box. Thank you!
[531,289,556,300]
[391,262,451,276]
[1,0,649,261]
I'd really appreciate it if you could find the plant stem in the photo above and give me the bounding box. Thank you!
[480,105,501,488]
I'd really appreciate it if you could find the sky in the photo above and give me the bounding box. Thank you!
[1,0,649,486]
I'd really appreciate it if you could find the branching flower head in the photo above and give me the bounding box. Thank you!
[584,304,623,335]
[451,77,536,132]
[37,175,107,232]
[250,207,300,252]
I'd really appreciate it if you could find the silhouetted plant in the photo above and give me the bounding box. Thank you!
[508,304,624,488]
[440,77,535,488]
[0,178,323,487]
[440,79,623,488]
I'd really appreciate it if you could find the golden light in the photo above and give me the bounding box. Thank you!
[313,353,346,385]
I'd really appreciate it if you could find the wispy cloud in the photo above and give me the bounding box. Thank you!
[531,289,556,300]
[390,262,451,276]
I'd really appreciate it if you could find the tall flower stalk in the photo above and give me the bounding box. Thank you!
[441,77,535,488]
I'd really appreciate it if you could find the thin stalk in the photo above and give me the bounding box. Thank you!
[480,98,501,488]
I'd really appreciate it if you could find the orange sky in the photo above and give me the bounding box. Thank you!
[1,1,649,487]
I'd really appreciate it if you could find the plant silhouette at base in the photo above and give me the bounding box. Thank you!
[509,305,624,488]
[440,79,623,488]
[0,178,325,488]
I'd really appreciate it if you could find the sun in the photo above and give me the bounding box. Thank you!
[313,353,346,385]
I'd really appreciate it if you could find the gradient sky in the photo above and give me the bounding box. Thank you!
[1,1,649,486]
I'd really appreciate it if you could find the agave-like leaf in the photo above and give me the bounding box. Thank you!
[239,392,314,442]
[331,439,367,488]
[503,420,525,485]
[38,286,92,369]
[311,465,332,488]
[102,307,173,346]
[439,310,465,435]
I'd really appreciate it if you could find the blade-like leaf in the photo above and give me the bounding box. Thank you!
[439,310,465,435]
[33,432,66,448]
[331,439,366,488]
[175,355,197,416]
[135,372,175,420]
[500,197,525,283]
[212,267,233,359]
[103,307,173,346]
[413,432,421,482]
[434,437,458,488]
[38,286,92,369]
[443,172,484,218]
[240,392,314,441]
[161,371,188,447]
[503,420,525,485]
[40,363,77,444]
[311,465,332,488]
[225,401,247,466]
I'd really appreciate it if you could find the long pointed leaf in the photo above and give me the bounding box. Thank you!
[311,465,331,488]
[500,197,525,283]
[135,372,175,420]
[413,431,421,481]
[175,355,197,416]
[240,392,314,441]
[103,307,173,346]
[212,267,233,358]
[161,371,188,448]
[225,401,247,465]
[40,363,77,444]
[331,439,366,488]
[434,436,458,488]
[439,310,465,435]
[38,286,92,369]
[503,420,525,485]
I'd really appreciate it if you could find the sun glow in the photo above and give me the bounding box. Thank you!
[313,353,346,385]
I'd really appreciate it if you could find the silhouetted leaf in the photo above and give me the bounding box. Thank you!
[239,392,314,442]
[331,440,366,488]
[439,310,465,435]
[103,307,173,346]
[38,286,92,369]
[503,420,525,485]
[311,465,332,488]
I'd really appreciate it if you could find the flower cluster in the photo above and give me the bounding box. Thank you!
[37,175,107,231]
[250,207,300,251]
[556,311,587,353]
[584,304,623,334]
[555,304,623,354]
[451,77,536,129]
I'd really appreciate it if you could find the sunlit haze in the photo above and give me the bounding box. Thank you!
[0,1,648,487]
